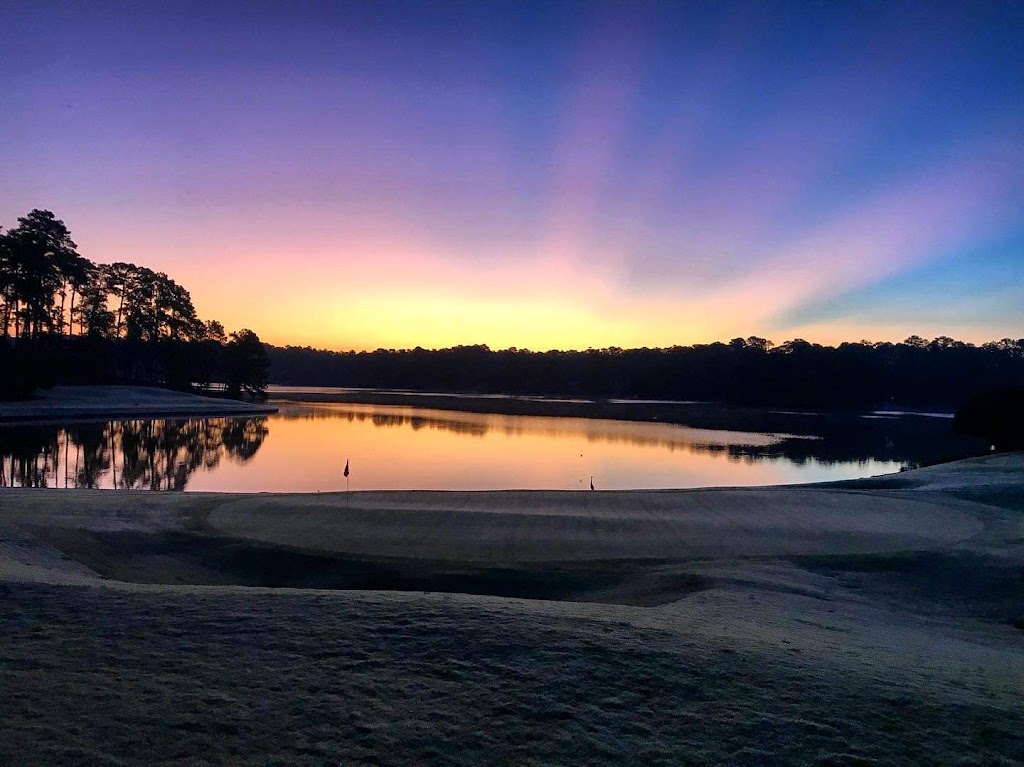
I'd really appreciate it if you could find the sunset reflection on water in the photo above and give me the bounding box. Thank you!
[187,403,899,491]
[0,402,903,492]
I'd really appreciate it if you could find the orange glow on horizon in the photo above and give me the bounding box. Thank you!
[64,155,1021,355]
[3,4,1021,356]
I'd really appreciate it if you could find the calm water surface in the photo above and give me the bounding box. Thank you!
[0,401,906,491]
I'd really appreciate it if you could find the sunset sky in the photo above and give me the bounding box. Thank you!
[2,1,1022,350]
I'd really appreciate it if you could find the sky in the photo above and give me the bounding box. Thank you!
[2,0,1022,350]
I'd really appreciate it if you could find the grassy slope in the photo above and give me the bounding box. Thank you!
[0,454,1021,765]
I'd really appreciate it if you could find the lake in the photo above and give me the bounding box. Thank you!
[0,398,974,492]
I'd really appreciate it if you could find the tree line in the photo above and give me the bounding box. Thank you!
[5,208,1020,413]
[267,335,1024,410]
[0,209,269,400]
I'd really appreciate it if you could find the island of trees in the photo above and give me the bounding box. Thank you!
[0,209,269,400]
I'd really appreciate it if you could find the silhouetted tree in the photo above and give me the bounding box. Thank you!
[1,210,79,338]
[204,320,227,344]
[74,270,115,337]
[0,227,14,339]
[191,322,227,393]
[224,329,270,400]
[103,261,135,338]
[60,254,95,336]
[0,208,273,400]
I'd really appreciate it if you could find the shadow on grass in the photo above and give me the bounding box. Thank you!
[793,551,1024,630]
[29,528,712,607]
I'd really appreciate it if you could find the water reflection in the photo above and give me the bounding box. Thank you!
[277,405,790,452]
[196,403,907,490]
[0,401,982,491]
[0,417,268,490]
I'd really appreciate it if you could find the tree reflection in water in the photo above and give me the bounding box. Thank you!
[0,417,268,490]
[0,404,989,492]
[275,403,984,467]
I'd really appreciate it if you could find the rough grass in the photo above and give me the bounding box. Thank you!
[2,582,1022,766]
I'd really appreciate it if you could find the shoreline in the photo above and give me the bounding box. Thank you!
[268,387,862,431]
[0,382,966,436]
[0,384,277,425]
[3,383,867,432]
[266,387,975,439]
[267,388,987,467]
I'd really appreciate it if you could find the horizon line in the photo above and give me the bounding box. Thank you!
[265,334,1022,355]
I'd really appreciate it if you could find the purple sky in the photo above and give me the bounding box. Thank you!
[2,1,1022,349]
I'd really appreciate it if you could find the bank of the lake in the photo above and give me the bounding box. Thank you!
[267,386,987,472]
[267,385,896,431]
[267,386,986,462]
[0,385,276,424]
[1,453,1021,764]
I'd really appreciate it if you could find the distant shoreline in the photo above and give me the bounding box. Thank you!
[0,383,958,432]
[0,385,276,426]
[0,385,983,469]
[265,388,985,468]
[266,387,952,434]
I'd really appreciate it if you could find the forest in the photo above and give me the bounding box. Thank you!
[267,336,1024,411]
[0,209,269,400]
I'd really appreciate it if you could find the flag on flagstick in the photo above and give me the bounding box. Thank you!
[344,459,350,478]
